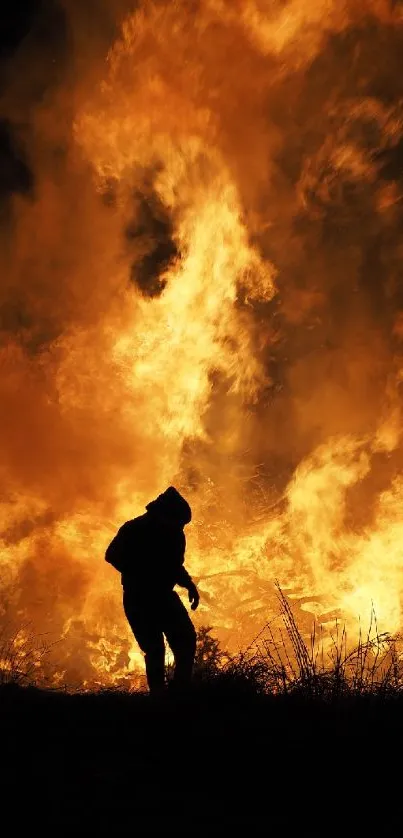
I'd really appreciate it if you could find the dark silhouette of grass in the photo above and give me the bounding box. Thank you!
[1,670,402,833]
[191,585,403,701]
[1,591,403,832]
[0,623,54,687]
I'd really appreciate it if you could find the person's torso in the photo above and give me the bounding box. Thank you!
[120,513,185,594]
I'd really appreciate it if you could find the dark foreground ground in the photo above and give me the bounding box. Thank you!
[1,679,402,835]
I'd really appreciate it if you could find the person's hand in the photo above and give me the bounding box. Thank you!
[188,583,200,611]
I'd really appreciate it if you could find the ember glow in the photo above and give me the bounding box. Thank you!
[2,0,403,686]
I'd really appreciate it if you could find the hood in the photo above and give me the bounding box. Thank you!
[146,486,192,526]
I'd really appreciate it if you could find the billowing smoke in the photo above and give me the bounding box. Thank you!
[1,0,403,686]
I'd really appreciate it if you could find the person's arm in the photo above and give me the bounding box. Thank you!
[175,532,200,610]
[105,522,132,573]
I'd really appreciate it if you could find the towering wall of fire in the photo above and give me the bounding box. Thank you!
[1,0,403,685]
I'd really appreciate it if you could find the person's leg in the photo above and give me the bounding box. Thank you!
[163,592,197,690]
[123,592,165,693]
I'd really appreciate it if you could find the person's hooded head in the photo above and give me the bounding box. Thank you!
[146,486,192,527]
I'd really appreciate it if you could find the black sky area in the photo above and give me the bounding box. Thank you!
[0,3,42,57]
[0,2,65,199]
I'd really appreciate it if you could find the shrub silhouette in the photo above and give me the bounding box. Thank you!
[0,624,53,687]
[193,625,229,676]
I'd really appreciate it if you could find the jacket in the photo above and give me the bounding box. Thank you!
[105,511,193,596]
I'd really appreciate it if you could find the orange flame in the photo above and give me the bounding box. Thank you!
[1,0,403,686]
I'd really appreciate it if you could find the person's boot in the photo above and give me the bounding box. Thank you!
[148,685,167,703]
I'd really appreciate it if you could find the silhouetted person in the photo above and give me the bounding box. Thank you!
[105,487,199,694]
